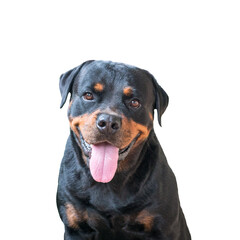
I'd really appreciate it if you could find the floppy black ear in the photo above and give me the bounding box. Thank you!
[152,77,169,126]
[59,60,93,108]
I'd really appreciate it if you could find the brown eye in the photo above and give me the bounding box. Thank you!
[130,99,141,108]
[83,92,94,100]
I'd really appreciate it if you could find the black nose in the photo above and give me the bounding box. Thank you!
[96,114,121,135]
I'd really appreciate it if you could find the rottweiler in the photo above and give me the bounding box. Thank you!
[57,60,191,240]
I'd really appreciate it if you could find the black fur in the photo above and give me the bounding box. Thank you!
[57,60,191,240]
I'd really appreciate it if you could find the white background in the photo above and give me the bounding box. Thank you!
[0,1,239,239]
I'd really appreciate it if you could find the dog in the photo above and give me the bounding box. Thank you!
[57,60,191,240]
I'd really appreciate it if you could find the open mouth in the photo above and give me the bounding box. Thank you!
[79,130,140,161]
[76,128,140,183]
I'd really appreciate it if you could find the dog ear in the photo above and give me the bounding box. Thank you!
[59,60,94,108]
[152,77,169,126]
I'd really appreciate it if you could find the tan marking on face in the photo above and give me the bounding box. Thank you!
[118,116,152,171]
[120,116,151,148]
[69,109,150,149]
[123,87,133,96]
[69,110,151,171]
[149,112,153,121]
[94,83,104,92]
[69,110,100,144]
[135,210,154,232]
[65,203,88,229]
[68,111,101,163]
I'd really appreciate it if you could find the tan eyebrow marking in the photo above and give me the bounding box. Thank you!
[94,83,104,92]
[123,86,133,96]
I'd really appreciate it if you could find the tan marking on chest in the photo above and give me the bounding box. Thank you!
[65,203,88,229]
[135,210,154,232]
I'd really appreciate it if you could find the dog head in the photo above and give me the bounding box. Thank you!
[59,60,168,183]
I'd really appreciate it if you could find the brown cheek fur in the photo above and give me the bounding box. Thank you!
[69,111,152,169]
[117,117,152,172]
[121,116,151,148]
[94,83,104,92]
[69,110,151,149]
[69,110,101,164]
[69,110,100,144]
[65,203,88,229]
[123,87,133,96]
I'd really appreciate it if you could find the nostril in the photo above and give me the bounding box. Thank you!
[98,120,106,128]
[97,113,121,134]
[111,122,119,130]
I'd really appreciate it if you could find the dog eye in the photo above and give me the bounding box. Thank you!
[129,99,141,108]
[83,92,94,100]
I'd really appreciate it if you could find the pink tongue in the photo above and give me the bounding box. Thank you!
[90,143,119,183]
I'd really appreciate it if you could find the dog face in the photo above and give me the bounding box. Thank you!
[59,61,168,183]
